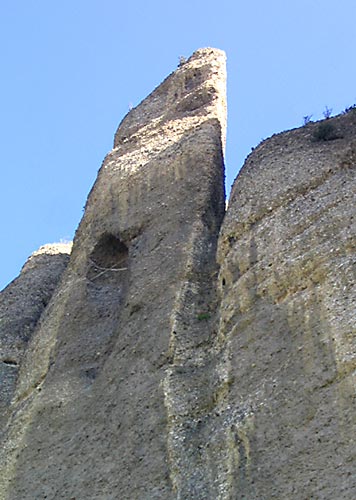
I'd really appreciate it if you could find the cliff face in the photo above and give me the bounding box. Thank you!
[0,48,226,499]
[0,244,71,433]
[217,113,356,498]
[0,49,355,499]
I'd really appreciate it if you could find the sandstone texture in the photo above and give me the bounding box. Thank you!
[0,243,71,433]
[217,111,356,498]
[1,49,355,500]
[0,48,226,499]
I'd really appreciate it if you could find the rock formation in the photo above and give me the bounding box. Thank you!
[0,49,355,499]
[0,243,71,433]
[0,48,226,499]
[217,112,356,498]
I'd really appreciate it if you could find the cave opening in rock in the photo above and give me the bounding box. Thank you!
[87,234,129,284]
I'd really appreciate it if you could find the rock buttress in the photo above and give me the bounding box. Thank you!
[0,243,71,434]
[0,48,226,499]
[217,112,356,499]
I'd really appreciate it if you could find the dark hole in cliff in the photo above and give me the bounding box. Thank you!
[86,234,129,305]
[89,234,128,270]
[87,234,128,284]
[2,359,18,367]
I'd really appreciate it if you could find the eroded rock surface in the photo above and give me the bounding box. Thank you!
[217,112,356,499]
[1,50,355,500]
[0,243,71,432]
[0,48,226,500]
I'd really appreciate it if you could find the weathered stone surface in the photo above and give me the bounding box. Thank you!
[0,48,226,499]
[0,243,71,433]
[1,49,355,500]
[217,112,356,498]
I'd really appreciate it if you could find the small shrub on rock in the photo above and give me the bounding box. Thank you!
[303,115,313,126]
[312,122,339,142]
[343,104,356,114]
[197,312,211,321]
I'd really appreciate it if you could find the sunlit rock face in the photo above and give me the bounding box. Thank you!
[1,49,355,500]
[0,48,226,499]
[217,111,356,499]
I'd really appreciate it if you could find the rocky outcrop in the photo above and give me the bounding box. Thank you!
[0,49,355,499]
[0,243,71,433]
[217,111,356,498]
[0,48,226,499]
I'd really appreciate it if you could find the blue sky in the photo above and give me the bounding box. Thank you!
[1,0,355,289]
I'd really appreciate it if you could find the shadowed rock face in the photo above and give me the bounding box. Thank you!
[1,49,355,500]
[0,244,71,433]
[0,48,226,499]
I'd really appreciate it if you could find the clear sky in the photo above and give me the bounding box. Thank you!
[1,0,355,290]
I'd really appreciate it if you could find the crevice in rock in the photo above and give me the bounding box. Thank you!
[2,359,18,367]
